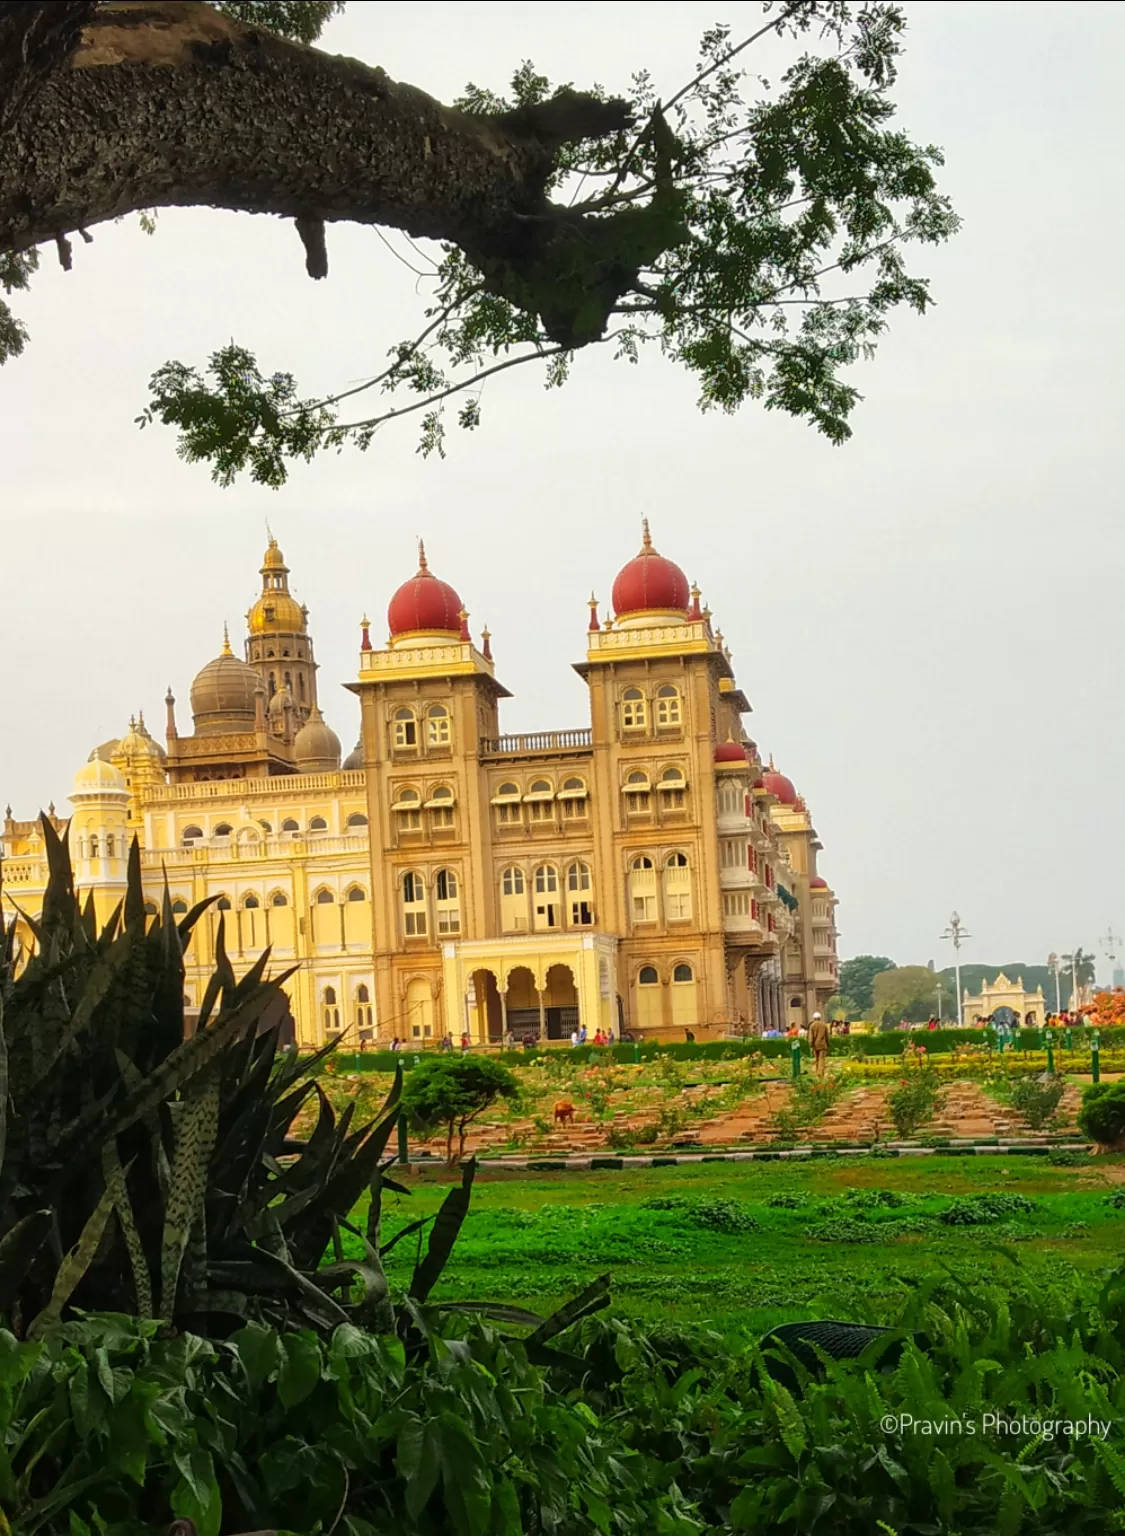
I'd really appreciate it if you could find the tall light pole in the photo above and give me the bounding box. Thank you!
[1101,929,1121,987]
[1048,952,1061,1014]
[940,912,971,1028]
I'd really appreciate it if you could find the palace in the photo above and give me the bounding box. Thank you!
[0,526,839,1047]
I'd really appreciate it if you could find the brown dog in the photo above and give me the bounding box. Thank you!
[553,1100,575,1126]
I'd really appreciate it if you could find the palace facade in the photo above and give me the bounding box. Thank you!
[1,527,838,1047]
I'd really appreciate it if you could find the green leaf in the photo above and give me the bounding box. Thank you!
[438,1410,493,1536]
[399,1417,441,1519]
[409,1159,475,1302]
[171,1445,222,1536]
[230,1322,281,1391]
[278,1330,323,1407]
[27,1184,117,1338]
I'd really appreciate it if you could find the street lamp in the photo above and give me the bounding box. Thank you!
[940,912,971,1029]
[1048,952,1061,1015]
[1101,929,1122,988]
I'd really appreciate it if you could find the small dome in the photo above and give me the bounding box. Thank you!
[343,738,364,771]
[809,875,829,889]
[72,750,128,799]
[763,767,798,805]
[117,714,164,762]
[387,542,463,638]
[714,741,748,764]
[611,520,690,620]
[249,591,306,635]
[294,706,341,771]
[190,629,260,735]
[268,685,293,717]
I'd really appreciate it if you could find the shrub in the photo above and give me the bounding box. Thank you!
[402,1055,520,1163]
[640,1196,759,1233]
[1007,1075,1066,1129]
[766,1192,809,1209]
[1048,1148,1092,1166]
[939,1193,1035,1226]
[1105,1191,1125,1210]
[887,1068,945,1138]
[1078,1081,1125,1147]
[844,1188,911,1210]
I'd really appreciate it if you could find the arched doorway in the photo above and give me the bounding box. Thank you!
[504,965,540,1041]
[543,963,579,1039]
[670,962,698,1029]
[405,976,435,1041]
[636,966,664,1032]
[471,968,503,1042]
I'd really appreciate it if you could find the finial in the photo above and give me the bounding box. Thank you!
[769,754,776,771]
[4,805,10,820]
[688,583,702,621]
[458,607,471,642]
[417,538,429,573]
[641,517,653,552]
[221,622,232,657]
[602,611,613,631]
[266,518,275,546]
[360,615,372,652]
[588,593,600,633]
[129,713,136,730]
[481,625,493,661]
[165,686,174,704]
[715,629,724,648]
[48,800,55,817]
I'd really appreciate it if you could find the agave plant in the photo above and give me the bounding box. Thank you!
[0,817,419,1337]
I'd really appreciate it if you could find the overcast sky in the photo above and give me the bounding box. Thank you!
[2,1,1122,976]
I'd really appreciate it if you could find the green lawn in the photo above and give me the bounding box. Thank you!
[349,1155,1125,1338]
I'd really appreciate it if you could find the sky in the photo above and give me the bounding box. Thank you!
[2,1,1123,976]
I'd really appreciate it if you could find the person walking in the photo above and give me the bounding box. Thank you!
[570,1028,580,1048]
[809,1012,830,1077]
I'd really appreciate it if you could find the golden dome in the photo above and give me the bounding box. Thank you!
[71,750,128,799]
[294,706,341,771]
[117,712,165,762]
[190,628,261,735]
[249,535,307,635]
[343,738,363,771]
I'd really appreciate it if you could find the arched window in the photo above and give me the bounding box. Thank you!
[673,963,694,983]
[89,835,99,857]
[281,818,299,834]
[629,856,657,924]
[428,784,455,830]
[346,812,368,828]
[355,982,373,1032]
[314,888,335,905]
[493,781,522,827]
[284,671,293,692]
[402,871,427,936]
[621,687,647,731]
[525,778,554,823]
[567,862,593,927]
[171,898,188,916]
[143,900,158,917]
[243,893,260,909]
[664,852,692,922]
[393,707,417,749]
[213,823,232,839]
[655,684,682,728]
[322,985,340,1034]
[105,834,115,857]
[500,866,527,933]
[357,983,370,1002]
[623,771,651,814]
[435,868,461,935]
[638,965,659,985]
[259,820,272,834]
[182,826,203,845]
[502,867,525,895]
[309,816,328,832]
[268,671,277,696]
[659,766,687,810]
[559,775,588,820]
[533,864,559,930]
[426,703,451,747]
[394,787,422,833]
[346,885,367,902]
[298,674,306,700]
[216,895,232,911]
[270,890,289,907]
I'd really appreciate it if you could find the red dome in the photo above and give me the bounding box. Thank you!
[714,741,747,763]
[387,543,463,637]
[763,769,798,805]
[809,875,829,889]
[612,520,690,618]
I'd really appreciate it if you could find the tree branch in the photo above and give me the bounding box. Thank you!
[0,0,644,345]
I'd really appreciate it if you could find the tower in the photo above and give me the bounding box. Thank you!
[69,750,131,926]
[245,535,318,724]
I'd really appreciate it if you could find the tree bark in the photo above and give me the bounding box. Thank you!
[0,1,641,342]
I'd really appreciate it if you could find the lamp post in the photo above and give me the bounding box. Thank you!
[940,912,971,1029]
[1048,952,1061,1015]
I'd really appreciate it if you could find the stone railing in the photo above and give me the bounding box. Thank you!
[141,832,369,866]
[146,770,366,802]
[480,730,592,756]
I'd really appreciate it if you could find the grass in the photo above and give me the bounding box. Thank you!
[350,1154,1125,1337]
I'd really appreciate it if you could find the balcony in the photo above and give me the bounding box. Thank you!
[481,730,592,757]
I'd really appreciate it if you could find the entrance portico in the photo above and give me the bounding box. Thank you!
[442,932,618,1043]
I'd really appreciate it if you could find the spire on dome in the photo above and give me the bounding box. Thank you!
[641,517,653,552]
[417,538,429,573]
[588,593,600,632]
[221,622,232,657]
[360,615,372,652]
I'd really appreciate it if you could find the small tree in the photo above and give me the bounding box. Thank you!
[402,1056,520,1164]
[1078,1082,1125,1151]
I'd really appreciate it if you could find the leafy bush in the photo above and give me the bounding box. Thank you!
[1079,1081,1125,1147]
[844,1187,912,1210]
[1105,1191,1125,1210]
[1048,1147,1092,1166]
[639,1196,759,1233]
[402,1055,520,1163]
[887,1068,945,1138]
[1007,1074,1067,1129]
[939,1193,1036,1227]
[765,1192,809,1209]
[0,820,414,1339]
